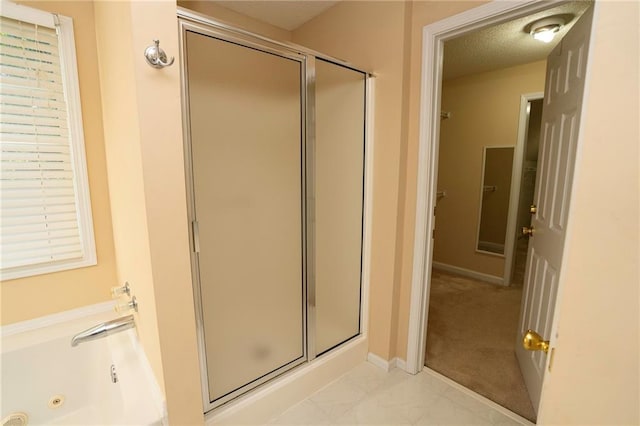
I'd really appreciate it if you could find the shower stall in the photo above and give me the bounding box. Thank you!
[178,9,370,412]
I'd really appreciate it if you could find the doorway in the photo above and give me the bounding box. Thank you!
[406,0,595,422]
[426,87,543,419]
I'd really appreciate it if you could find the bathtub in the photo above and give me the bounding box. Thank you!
[1,303,165,426]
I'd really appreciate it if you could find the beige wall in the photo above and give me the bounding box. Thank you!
[435,60,546,276]
[93,0,164,400]
[1,0,117,325]
[94,1,203,424]
[178,1,292,42]
[293,1,411,360]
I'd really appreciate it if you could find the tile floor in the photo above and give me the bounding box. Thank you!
[266,362,531,425]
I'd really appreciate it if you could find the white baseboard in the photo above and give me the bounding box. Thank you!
[432,261,504,286]
[367,352,392,371]
[367,353,408,372]
[477,240,505,253]
[394,357,407,371]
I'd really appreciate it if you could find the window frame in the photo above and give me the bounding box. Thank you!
[1,0,96,280]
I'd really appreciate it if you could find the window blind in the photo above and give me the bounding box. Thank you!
[0,15,85,271]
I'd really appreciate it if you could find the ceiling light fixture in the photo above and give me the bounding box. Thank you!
[530,17,564,43]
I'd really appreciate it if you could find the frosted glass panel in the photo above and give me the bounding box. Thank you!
[315,59,366,354]
[186,32,304,402]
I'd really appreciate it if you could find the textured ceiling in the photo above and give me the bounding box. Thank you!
[215,0,339,31]
[443,1,592,80]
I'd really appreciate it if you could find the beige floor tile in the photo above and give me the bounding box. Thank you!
[439,386,496,421]
[268,400,332,426]
[488,411,527,426]
[413,396,492,425]
[416,371,456,395]
[334,395,412,426]
[372,376,442,423]
[342,362,411,395]
[261,362,528,426]
[309,376,368,420]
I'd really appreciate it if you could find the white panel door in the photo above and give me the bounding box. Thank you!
[515,6,593,414]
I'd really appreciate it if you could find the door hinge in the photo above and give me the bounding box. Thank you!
[192,220,200,253]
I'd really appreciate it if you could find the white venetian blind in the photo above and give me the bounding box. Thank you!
[0,15,85,271]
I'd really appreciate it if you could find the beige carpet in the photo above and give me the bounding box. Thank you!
[425,269,536,422]
[512,237,529,287]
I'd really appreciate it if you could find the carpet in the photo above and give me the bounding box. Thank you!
[425,269,536,422]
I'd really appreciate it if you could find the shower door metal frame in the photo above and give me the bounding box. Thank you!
[179,18,309,412]
[178,7,373,414]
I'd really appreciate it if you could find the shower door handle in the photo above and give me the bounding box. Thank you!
[192,220,200,253]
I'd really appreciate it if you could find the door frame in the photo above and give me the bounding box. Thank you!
[405,0,597,388]
[503,92,544,286]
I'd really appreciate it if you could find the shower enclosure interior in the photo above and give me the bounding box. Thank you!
[178,10,370,412]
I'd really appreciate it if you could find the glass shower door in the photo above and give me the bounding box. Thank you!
[185,30,305,406]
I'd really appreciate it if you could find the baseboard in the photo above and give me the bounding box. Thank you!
[367,352,392,371]
[393,357,407,371]
[432,261,504,286]
[367,353,408,372]
[477,240,505,253]
[1,300,115,337]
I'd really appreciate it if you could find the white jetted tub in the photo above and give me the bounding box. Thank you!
[1,304,165,426]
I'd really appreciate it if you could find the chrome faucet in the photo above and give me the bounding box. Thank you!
[71,315,135,347]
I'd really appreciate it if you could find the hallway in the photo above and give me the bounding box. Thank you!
[425,270,535,421]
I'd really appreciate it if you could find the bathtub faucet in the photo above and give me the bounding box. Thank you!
[71,315,135,347]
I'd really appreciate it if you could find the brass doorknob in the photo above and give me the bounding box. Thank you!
[522,226,534,237]
[523,330,549,353]
[530,204,537,214]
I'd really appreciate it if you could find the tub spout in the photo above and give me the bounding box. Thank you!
[71,315,135,347]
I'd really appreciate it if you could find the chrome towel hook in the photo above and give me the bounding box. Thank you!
[144,39,174,69]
